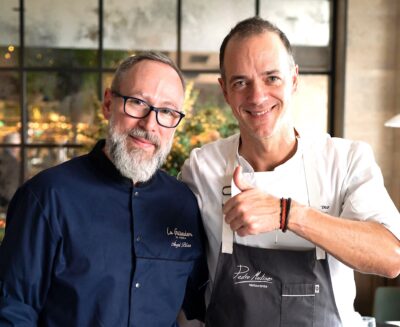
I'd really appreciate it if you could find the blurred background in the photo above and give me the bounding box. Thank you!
[0,0,399,316]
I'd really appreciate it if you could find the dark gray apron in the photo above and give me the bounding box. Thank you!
[205,138,342,327]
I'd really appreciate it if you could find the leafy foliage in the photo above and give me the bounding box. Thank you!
[163,82,238,176]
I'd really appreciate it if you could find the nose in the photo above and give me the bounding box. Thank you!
[138,110,158,131]
[248,79,268,106]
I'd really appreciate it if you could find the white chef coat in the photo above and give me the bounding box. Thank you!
[181,132,400,327]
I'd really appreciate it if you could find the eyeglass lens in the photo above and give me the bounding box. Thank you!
[125,97,182,128]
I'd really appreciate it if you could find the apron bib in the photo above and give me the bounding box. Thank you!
[205,138,342,327]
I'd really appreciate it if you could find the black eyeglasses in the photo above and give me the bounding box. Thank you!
[111,91,185,128]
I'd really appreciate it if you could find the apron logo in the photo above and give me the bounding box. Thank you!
[233,265,273,289]
[167,227,193,248]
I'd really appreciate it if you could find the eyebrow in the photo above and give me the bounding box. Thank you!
[228,69,282,83]
[129,92,181,110]
[228,75,247,84]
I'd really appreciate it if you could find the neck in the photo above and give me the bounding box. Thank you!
[239,128,298,172]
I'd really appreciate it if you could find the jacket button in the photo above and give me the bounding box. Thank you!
[134,191,139,197]
[136,235,141,242]
[135,282,140,288]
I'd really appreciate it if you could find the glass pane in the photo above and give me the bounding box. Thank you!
[0,72,20,141]
[292,74,328,134]
[102,73,114,92]
[0,145,21,226]
[294,46,331,72]
[0,0,19,67]
[98,73,113,137]
[181,0,254,70]
[104,0,177,68]
[164,73,239,176]
[26,146,87,181]
[25,0,98,67]
[260,0,331,46]
[27,72,101,145]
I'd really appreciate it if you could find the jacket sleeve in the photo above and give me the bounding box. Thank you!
[0,185,60,325]
[181,205,208,322]
[181,252,208,322]
[340,141,400,239]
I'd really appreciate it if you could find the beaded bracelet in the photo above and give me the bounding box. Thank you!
[280,198,286,230]
[282,198,291,233]
[280,197,292,233]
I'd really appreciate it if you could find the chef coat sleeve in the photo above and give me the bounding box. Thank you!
[340,141,400,239]
[181,201,208,322]
[181,251,208,322]
[0,185,60,325]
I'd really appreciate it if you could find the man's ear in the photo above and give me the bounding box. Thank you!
[102,88,113,120]
[292,64,299,93]
[218,77,230,105]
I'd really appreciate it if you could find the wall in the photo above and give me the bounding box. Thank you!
[344,0,400,316]
[394,4,400,212]
[345,0,400,205]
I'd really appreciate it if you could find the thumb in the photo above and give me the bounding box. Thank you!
[233,165,253,192]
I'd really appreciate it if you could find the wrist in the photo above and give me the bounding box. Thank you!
[288,201,307,234]
[279,198,292,232]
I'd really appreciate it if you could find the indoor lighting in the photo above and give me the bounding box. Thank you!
[384,114,400,128]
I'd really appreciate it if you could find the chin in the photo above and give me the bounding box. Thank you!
[128,142,153,152]
[244,126,276,140]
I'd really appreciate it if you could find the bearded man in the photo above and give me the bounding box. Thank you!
[0,52,207,327]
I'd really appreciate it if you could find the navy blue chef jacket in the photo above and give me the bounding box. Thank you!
[0,140,207,327]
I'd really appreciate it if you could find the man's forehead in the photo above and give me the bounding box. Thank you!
[227,32,287,57]
[121,61,184,91]
[122,60,164,77]
[223,33,292,74]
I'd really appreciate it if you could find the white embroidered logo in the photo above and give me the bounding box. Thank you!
[233,265,273,289]
[167,227,193,248]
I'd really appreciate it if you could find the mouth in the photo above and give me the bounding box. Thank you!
[128,135,156,149]
[245,104,278,117]
[249,109,270,116]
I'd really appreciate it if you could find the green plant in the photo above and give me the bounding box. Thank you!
[162,82,238,176]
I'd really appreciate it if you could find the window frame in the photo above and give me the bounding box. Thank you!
[0,0,345,183]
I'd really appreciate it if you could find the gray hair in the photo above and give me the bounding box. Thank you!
[219,16,295,80]
[111,51,185,92]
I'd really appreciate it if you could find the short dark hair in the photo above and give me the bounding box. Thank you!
[219,16,295,79]
[111,51,185,92]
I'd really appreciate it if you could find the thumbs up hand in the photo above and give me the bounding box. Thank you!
[232,165,253,192]
[223,165,281,236]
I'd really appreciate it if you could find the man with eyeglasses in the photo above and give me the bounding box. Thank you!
[0,52,207,327]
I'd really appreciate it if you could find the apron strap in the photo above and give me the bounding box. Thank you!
[302,138,326,260]
[221,142,237,254]
[222,216,234,253]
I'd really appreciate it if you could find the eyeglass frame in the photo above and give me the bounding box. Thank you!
[111,91,185,128]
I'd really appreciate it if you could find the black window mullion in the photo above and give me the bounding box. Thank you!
[98,0,104,100]
[177,0,182,69]
[255,0,260,16]
[330,0,347,137]
[19,0,26,183]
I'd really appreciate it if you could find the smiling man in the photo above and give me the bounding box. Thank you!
[0,52,207,327]
[181,17,400,327]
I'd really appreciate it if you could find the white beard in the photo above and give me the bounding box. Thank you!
[106,116,173,183]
